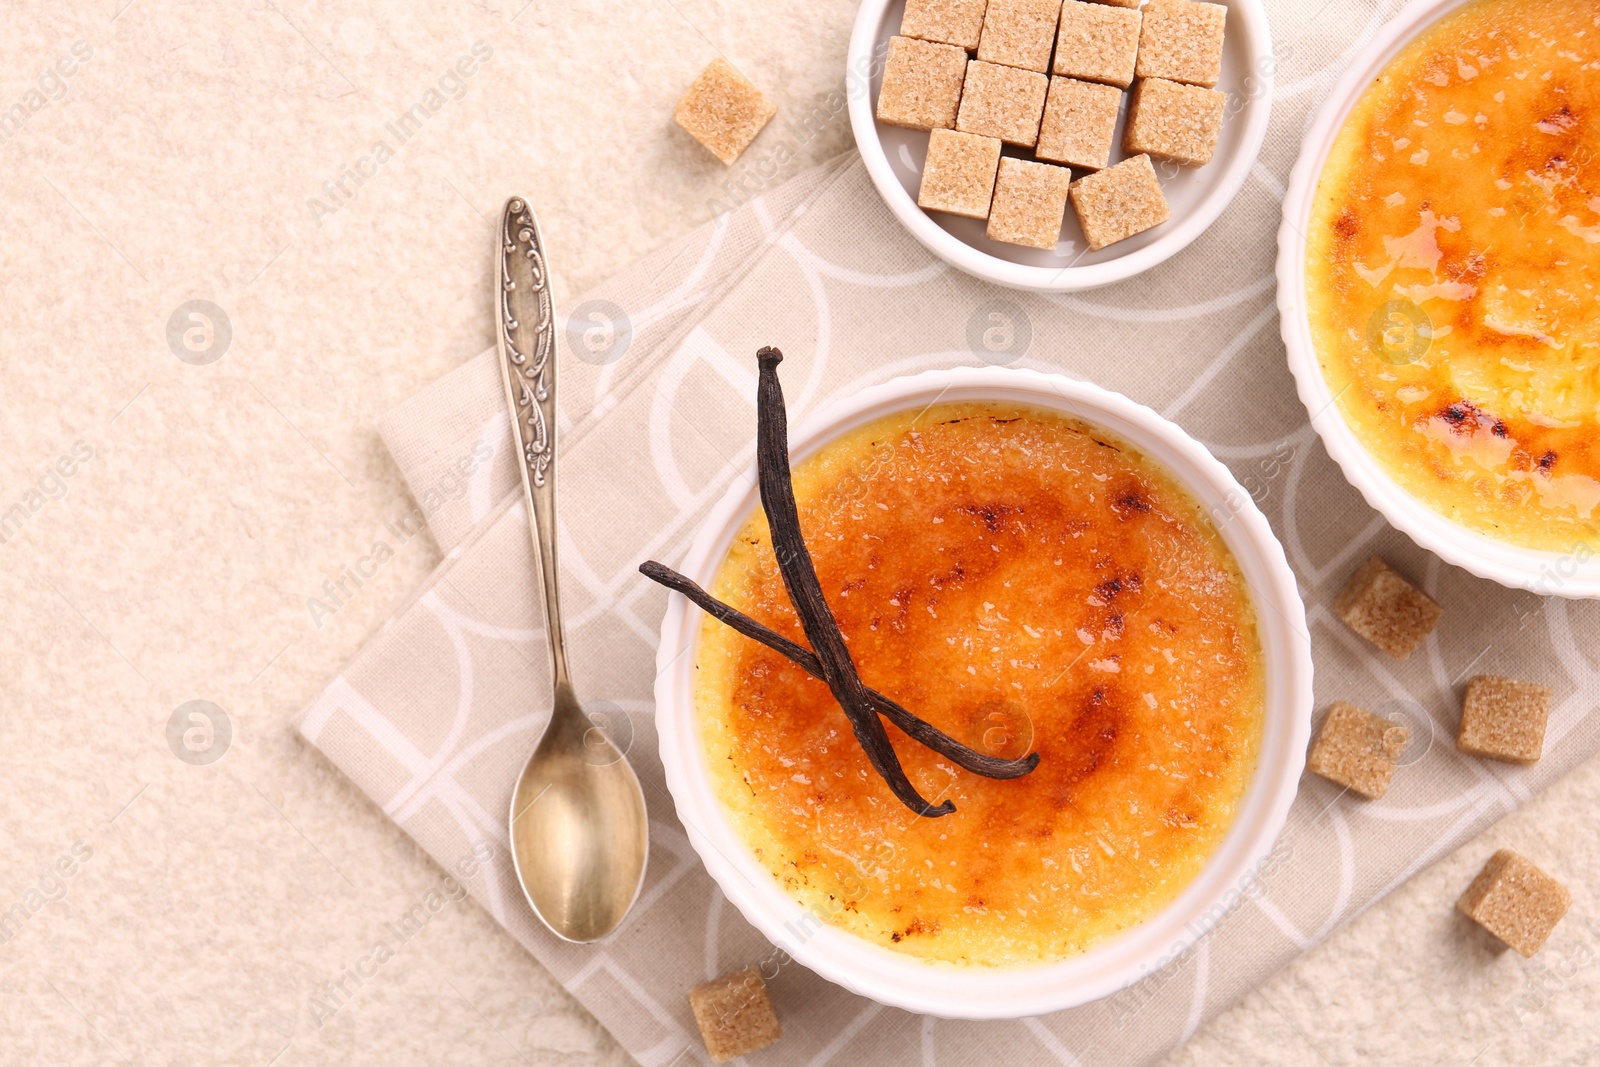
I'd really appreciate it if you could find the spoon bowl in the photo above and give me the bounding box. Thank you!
[509,682,649,943]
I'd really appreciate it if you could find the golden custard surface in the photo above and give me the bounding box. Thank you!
[694,403,1264,967]
[1307,0,1600,551]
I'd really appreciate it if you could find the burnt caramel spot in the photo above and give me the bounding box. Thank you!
[1111,488,1153,518]
[888,585,914,632]
[1539,105,1576,134]
[1094,571,1143,602]
[956,502,1022,532]
[1047,687,1125,797]
[1539,450,1558,473]
[1163,807,1199,829]
[1440,400,1500,434]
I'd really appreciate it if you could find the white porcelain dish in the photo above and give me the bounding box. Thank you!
[846,0,1275,292]
[652,367,1314,1018]
[1276,0,1600,597]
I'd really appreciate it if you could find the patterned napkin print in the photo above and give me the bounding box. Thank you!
[298,10,1600,1067]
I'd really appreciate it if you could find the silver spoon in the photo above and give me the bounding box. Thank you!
[496,196,649,943]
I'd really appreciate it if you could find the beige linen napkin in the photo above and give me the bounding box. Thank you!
[298,14,1600,1066]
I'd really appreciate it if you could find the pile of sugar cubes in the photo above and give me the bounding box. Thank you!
[877,0,1230,252]
[1307,556,1572,958]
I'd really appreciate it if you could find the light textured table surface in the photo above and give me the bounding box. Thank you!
[1,1,1596,1064]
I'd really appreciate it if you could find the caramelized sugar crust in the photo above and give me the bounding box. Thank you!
[694,403,1264,966]
[1307,0,1600,551]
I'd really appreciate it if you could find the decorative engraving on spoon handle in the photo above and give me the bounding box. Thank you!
[495,196,570,690]
[498,197,556,487]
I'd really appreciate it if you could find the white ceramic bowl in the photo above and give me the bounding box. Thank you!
[847,0,1275,292]
[1276,0,1600,597]
[653,367,1313,1018]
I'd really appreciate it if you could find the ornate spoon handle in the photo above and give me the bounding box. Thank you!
[495,196,571,692]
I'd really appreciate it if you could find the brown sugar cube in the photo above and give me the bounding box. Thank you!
[918,129,1003,218]
[1089,0,1142,7]
[1036,77,1122,170]
[985,157,1071,249]
[902,0,991,50]
[1053,0,1142,88]
[1457,849,1570,957]
[1306,701,1410,800]
[674,59,777,165]
[1068,153,1170,250]
[956,60,1049,146]
[688,965,783,1064]
[1136,0,1227,87]
[1457,674,1551,765]
[976,0,1063,73]
[1123,77,1226,165]
[877,36,968,131]
[1333,557,1443,661]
